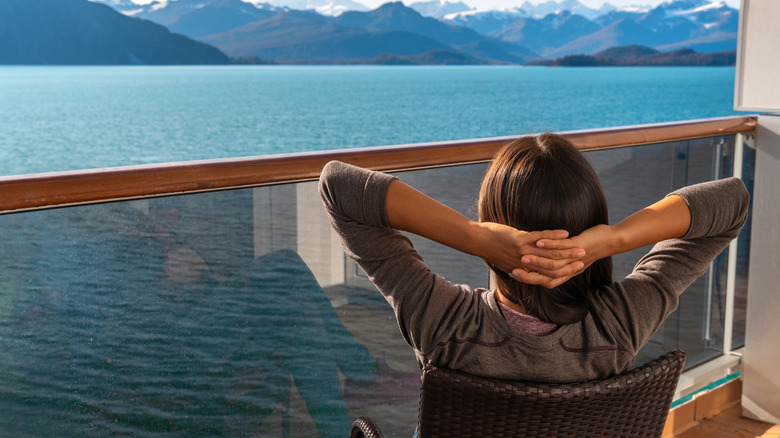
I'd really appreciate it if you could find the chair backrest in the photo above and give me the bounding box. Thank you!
[417,350,686,438]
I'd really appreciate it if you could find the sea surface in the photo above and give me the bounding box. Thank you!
[0,65,745,177]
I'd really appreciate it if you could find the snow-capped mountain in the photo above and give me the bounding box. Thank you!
[663,0,735,25]
[85,0,738,64]
[258,0,369,15]
[92,0,739,21]
[100,0,284,38]
[91,0,368,17]
[88,0,164,14]
[440,0,618,35]
[517,0,610,20]
[408,0,472,18]
[442,8,530,35]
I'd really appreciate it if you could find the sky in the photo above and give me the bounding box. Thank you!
[360,0,742,10]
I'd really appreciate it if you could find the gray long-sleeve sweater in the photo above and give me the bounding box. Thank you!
[318,161,749,383]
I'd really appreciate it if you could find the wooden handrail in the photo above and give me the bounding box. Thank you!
[0,116,757,213]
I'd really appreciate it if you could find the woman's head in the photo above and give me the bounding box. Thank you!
[478,133,612,325]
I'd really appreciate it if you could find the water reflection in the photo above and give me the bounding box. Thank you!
[0,196,416,437]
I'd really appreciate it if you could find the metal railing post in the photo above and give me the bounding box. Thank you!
[722,133,745,354]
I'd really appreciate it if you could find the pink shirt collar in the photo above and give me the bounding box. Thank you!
[498,302,558,336]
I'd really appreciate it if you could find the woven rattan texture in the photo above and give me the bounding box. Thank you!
[350,416,385,438]
[418,350,686,438]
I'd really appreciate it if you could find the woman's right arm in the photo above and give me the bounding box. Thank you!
[523,177,749,352]
[518,177,748,288]
[520,193,692,286]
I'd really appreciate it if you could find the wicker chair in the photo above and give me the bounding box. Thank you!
[350,349,686,438]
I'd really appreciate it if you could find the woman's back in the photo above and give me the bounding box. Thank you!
[318,143,748,382]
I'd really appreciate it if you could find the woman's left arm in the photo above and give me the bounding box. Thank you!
[320,161,583,352]
[385,179,585,287]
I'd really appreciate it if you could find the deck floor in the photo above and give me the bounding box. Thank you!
[675,404,780,438]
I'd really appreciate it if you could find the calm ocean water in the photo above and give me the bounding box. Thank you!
[0,65,744,177]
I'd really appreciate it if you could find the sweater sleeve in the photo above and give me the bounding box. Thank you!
[590,177,749,354]
[318,161,476,355]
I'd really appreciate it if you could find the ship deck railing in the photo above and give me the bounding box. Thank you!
[0,115,771,437]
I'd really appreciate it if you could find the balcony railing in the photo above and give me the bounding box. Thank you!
[0,116,757,437]
[0,115,755,213]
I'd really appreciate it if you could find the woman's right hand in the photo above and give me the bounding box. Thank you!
[513,224,613,289]
[472,222,589,289]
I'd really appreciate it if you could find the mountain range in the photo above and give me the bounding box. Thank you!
[96,0,738,63]
[441,0,738,57]
[0,0,230,65]
[1,0,738,65]
[124,0,539,63]
[533,44,736,66]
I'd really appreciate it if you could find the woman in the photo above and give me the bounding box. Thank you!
[318,133,748,383]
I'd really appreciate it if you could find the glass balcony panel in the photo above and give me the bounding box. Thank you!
[585,135,752,368]
[0,186,421,437]
[0,133,753,436]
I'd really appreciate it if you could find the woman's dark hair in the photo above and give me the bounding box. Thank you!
[478,133,613,325]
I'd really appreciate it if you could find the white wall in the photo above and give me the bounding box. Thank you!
[742,114,780,423]
[734,0,780,112]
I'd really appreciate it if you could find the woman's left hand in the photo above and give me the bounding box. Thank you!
[474,222,585,288]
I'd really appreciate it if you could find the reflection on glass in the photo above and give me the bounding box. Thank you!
[0,188,419,437]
